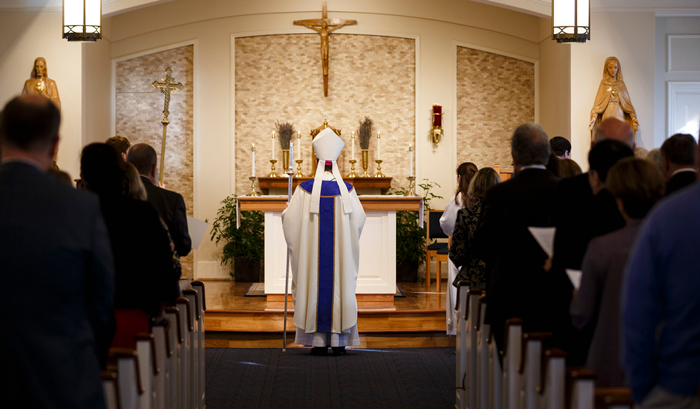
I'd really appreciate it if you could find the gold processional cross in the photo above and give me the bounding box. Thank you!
[152,67,183,184]
[294,1,357,97]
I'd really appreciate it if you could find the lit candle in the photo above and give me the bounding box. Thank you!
[409,144,413,177]
[351,131,355,161]
[271,131,275,161]
[377,132,381,160]
[252,144,256,176]
[297,130,301,161]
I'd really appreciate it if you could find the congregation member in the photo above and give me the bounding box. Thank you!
[623,143,700,409]
[557,158,582,179]
[546,152,560,177]
[646,148,664,174]
[440,161,477,335]
[449,167,500,290]
[105,135,131,162]
[570,157,664,387]
[0,95,114,408]
[477,123,569,354]
[128,143,192,257]
[660,133,697,196]
[550,136,571,159]
[634,146,649,159]
[81,143,181,318]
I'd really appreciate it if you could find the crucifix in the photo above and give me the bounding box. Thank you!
[294,1,357,97]
[152,67,183,184]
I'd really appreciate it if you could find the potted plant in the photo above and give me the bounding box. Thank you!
[390,180,442,282]
[209,195,264,282]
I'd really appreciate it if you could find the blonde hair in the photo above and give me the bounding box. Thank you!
[606,157,665,219]
[468,168,501,200]
[123,162,147,201]
[558,159,582,179]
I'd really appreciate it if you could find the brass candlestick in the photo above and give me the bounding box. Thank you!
[360,149,370,177]
[248,176,261,196]
[347,159,358,178]
[373,160,385,178]
[269,159,278,177]
[294,159,305,178]
[405,176,418,196]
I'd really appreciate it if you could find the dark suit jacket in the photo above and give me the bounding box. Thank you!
[141,175,191,257]
[478,168,572,354]
[98,193,181,314]
[0,161,114,409]
[666,170,697,197]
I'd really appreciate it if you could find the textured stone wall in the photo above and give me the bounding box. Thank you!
[456,47,535,170]
[235,34,415,194]
[116,45,194,278]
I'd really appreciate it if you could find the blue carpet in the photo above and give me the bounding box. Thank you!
[205,347,455,409]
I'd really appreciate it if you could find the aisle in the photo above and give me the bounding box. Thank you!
[205,347,454,409]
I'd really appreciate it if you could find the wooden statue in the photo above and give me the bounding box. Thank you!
[21,57,61,110]
[589,56,638,139]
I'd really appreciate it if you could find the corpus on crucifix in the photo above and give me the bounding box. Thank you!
[294,1,357,97]
[152,67,183,184]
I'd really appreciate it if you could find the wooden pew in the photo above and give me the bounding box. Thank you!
[165,307,183,409]
[175,297,192,409]
[183,289,200,409]
[191,281,207,409]
[136,333,159,409]
[594,388,634,409]
[108,348,143,409]
[568,368,596,409]
[466,289,483,409]
[488,326,502,409]
[502,318,524,409]
[455,280,471,409]
[476,295,489,409]
[536,348,567,409]
[151,320,168,409]
[102,370,120,409]
[518,332,551,409]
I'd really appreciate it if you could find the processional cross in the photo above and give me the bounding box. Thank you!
[294,1,357,97]
[152,67,183,183]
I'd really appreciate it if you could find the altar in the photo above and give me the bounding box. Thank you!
[238,195,423,301]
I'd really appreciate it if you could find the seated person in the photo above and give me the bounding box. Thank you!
[570,158,664,387]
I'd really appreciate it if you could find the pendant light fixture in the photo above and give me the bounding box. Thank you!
[63,0,102,42]
[552,0,590,43]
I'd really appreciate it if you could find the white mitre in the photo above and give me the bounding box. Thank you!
[310,127,353,214]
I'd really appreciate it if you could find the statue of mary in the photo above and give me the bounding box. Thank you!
[589,56,638,139]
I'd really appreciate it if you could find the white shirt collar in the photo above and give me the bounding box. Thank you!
[672,168,697,176]
[520,164,546,171]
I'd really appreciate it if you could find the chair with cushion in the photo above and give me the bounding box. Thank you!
[426,210,449,290]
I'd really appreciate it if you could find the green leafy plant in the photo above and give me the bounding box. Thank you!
[389,180,442,276]
[209,195,264,269]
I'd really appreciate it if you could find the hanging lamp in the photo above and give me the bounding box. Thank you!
[552,0,590,43]
[63,0,102,42]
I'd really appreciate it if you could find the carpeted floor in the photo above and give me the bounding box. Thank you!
[205,347,455,409]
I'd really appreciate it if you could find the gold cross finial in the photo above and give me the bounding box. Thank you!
[152,67,183,124]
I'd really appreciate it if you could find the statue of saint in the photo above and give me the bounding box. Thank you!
[589,57,638,139]
[21,57,61,110]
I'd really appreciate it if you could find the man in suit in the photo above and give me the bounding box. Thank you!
[0,95,114,408]
[661,133,697,196]
[478,123,566,354]
[127,143,191,257]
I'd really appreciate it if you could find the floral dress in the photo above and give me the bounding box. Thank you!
[448,200,487,290]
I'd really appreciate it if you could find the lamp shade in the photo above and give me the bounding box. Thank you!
[552,0,590,43]
[63,0,101,42]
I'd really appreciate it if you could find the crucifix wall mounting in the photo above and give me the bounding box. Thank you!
[294,2,357,97]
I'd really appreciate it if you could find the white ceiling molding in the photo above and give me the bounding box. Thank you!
[471,0,700,17]
[0,0,173,16]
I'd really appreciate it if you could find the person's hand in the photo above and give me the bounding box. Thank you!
[543,258,552,273]
[158,180,165,188]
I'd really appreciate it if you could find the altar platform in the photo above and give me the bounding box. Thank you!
[203,280,454,349]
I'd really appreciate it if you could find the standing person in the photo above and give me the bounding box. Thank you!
[127,143,191,257]
[105,135,131,162]
[0,95,114,408]
[570,158,664,387]
[440,162,477,335]
[449,167,501,290]
[623,146,700,408]
[282,128,366,356]
[550,136,572,159]
[660,133,697,196]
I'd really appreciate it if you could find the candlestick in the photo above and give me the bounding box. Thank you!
[295,160,304,178]
[271,131,276,161]
[297,130,301,161]
[248,176,261,196]
[373,159,385,178]
[351,131,355,161]
[405,176,417,196]
[377,132,381,160]
[252,143,256,176]
[269,159,278,177]
[409,144,413,177]
[347,159,358,178]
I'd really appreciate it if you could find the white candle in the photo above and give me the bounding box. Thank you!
[252,144,256,176]
[351,131,355,161]
[297,131,301,161]
[409,144,413,177]
[271,131,275,161]
[377,132,381,160]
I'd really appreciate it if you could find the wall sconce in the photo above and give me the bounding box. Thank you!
[63,0,102,42]
[430,104,443,147]
[552,0,590,43]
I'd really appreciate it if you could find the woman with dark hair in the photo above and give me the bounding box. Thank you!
[570,157,665,387]
[440,162,477,335]
[80,143,181,318]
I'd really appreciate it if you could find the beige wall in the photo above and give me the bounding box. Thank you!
[0,11,84,180]
[538,18,571,142]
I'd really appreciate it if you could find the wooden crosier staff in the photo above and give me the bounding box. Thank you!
[152,67,183,184]
[283,142,295,351]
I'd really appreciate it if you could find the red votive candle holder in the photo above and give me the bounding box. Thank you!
[432,104,442,127]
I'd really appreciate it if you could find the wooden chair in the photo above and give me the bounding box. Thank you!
[175,297,192,409]
[537,348,567,409]
[165,307,182,409]
[518,332,551,409]
[426,210,449,290]
[594,388,634,409]
[191,281,207,409]
[183,289,201,409]
[502,318,524,409]
[569,368,597,409]
[455,280,471,409]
